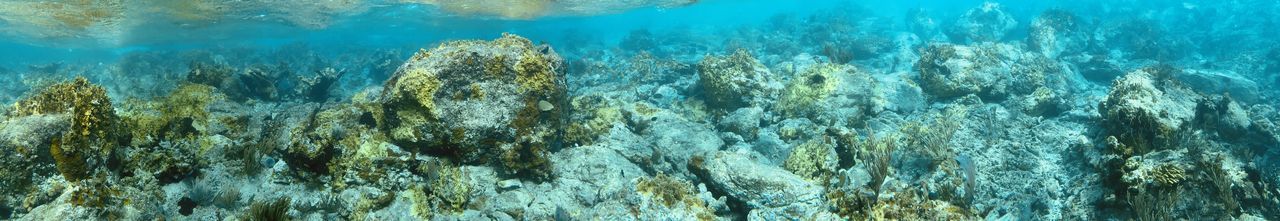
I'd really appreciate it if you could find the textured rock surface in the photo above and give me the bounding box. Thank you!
[1177,69,1262,103]
[917,43,1061,100]
[380,33,566,179]
[692,151,823,212]
[1099,67,1199,153]
[698,49,777,110]
[950,2,1017,43]
[1027,10,1088,58]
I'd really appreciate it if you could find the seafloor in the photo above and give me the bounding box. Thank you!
[1,1,1279,221]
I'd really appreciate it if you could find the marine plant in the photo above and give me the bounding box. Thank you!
[1198,157,1237,216]
[846,128,897,195]
[243,197,291,221]
[1127,187,1180,221]
[901,106,966,168]
[407,160,472,219]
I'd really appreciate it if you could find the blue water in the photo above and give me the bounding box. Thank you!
[0,0,1277,220]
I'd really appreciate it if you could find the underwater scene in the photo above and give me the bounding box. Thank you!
[1,0,1280,220]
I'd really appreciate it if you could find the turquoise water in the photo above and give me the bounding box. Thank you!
[0,0,1278,220]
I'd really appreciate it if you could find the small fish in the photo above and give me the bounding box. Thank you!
[955,155,977,200]
[538,100,555,111]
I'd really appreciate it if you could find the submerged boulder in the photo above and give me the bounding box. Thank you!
[1175,69,1261,104]
[691,151,824,217]
[379,33,566,180]
[1193,95,1251,140]
[698,49,776,111]
[10,77,124,182]
[1027,10,1088,58]
[776,63,844,118]
[949,2,1017,43]
[1098,67,1199,155]
[916,43,1061,100]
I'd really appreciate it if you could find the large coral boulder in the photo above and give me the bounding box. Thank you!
[1098,67,1199,154]
[380,34,566,180]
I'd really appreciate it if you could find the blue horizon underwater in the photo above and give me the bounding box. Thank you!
[1,0,1279,220]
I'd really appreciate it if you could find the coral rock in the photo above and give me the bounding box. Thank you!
[1027,10,1087,58]
[777,63,843,118]
[917,43,1060,100]
[949,2,1017,43]
[697,49,775,111]
[12,77,123,182]
[380,33,565,180]
[691,151,822,210]
[1098,67,1199,155]
[782,137,839,182]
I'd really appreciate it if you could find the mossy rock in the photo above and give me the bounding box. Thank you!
[635,173,717,220]
[697,49,773,111]
[381,33,564,180]
[119,84,221,146]
[279,103,384,178]
[777,63,843,118]
[11,77,123,182]
[563,95,624,146]
[783,137,839,182]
